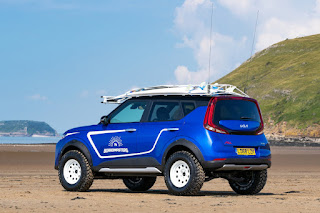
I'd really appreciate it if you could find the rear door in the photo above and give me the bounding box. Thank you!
[137,100,183,157]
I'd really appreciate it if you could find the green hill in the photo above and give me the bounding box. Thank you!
[215,34,320,137]
[0,120,58,137]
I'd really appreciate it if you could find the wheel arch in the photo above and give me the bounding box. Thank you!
[161,139,204,168]
[57,140,93,169]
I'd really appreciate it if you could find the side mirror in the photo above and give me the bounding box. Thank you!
[100,115,109,125]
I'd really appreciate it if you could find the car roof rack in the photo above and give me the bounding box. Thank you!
[101,83,249,104]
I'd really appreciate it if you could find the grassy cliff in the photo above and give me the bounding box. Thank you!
[215,34,320,137]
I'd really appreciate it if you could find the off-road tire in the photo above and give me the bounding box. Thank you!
[123,177,157,191]
[164,151,205,196]
[229,169,267,195]
[58,150,94,192]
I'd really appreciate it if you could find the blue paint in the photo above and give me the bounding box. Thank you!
[219,120,260,131]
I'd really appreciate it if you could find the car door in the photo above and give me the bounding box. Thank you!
[137,100,183,159]
[88,100,149,160]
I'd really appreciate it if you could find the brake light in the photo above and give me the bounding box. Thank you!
[254,101,264,135]
[203,97,229,134]
[256,125,264,135]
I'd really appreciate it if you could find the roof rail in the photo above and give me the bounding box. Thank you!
[101,83,248,104]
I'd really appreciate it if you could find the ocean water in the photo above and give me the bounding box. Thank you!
[0,136,61,144]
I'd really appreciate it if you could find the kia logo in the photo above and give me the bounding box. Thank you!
[240,124,248,128]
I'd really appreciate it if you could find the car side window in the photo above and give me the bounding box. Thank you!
[110,101,147,123]
[182,102,196,116]
[148,102,182,122]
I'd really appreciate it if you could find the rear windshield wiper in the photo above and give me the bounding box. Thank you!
[240,116,252,120]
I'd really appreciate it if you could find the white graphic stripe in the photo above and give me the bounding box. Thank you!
[87,128,178,159]
[65,132,80,137]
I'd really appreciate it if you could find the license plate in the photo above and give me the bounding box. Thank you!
[236,148,256,155]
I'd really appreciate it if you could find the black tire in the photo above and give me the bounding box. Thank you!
[123,177,157,191]
[164,151,205,196]
[228,169,267,195]
[58,150,94,192]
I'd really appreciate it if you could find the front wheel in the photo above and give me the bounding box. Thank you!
[164,151,205,196]
[58,150,94,192]
[123,177,156,191]
[228,169,267,195]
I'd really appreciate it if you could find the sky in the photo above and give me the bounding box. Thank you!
[1,0,320,133]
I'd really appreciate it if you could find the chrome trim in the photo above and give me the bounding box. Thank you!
[99,167,162,173]
[216,164,268,171]
[166,128,179,131]
[124,128,137,132]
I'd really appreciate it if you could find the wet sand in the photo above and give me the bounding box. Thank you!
[0,145,320,213]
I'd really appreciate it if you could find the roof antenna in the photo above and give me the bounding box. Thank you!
[207,2,214,94]
[245,10,259,93]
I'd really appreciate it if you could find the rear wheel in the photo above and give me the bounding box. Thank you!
[123,177,157,191]
[58,150,94,192]
[228,169,267,195]
[164,151,205,196]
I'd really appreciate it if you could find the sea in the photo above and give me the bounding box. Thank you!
[0,136,61,144]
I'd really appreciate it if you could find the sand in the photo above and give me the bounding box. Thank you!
[0,145,320,213]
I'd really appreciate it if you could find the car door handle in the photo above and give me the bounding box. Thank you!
[166,128,179,131]
[125,128,137,132]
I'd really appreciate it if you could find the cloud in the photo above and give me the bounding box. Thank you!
[217,0,256,16]
[256,17,320,50]
[174,66,207,84]
[173,0,248,84]
[217,0,320,51]
[315,0,320,13]
[27,94,48,101]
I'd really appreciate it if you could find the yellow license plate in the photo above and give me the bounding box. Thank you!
[236,148,256,155]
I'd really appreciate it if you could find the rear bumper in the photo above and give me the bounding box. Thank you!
[202,157,271,171]
[215,164,268,171]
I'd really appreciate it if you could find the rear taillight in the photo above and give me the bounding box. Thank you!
[204,124,228,134]
[203,97,229,134]
[256,124,263,135]
[254,101,264,135]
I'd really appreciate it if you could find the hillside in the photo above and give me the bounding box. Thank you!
[0,120,59,137]
[215,34,320,138]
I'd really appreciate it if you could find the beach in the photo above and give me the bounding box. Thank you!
[1,145,320,213]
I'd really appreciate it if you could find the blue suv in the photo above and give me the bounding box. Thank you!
[55,94,271,196]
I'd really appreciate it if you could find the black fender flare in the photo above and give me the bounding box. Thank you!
[161,138,205,168]
[56,140,93,169]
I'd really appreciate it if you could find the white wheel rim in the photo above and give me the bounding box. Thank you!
[63,159,81,185]
[170,160,190,188]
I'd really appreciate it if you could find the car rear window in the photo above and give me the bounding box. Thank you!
[213,99,261,125]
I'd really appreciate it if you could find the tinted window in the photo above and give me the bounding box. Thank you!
[110,101,147,123]
[196,100,210,107]
[213,100,261,124]
[149,102,182,122]
[182,102,196,116]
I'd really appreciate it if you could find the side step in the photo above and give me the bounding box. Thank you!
[99,167,162,174]
[216,164,268,171]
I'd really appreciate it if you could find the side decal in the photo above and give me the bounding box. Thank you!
[87,128,178,159]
